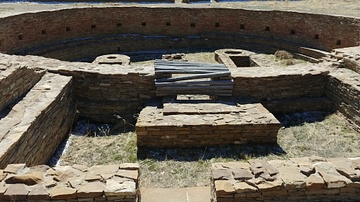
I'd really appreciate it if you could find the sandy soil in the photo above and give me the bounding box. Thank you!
[1,0,360,18]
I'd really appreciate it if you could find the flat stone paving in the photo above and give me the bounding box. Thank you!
[140,187,211,202]
[139,103,280,126]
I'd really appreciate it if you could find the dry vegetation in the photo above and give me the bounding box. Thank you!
[57,111,360,188]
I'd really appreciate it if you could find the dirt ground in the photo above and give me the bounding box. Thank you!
[1,0,360,18]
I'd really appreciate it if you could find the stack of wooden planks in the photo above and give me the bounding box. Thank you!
[154,60,233,96]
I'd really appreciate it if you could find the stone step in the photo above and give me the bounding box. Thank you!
[0,72,76,168]
[136,102,281,148]
[140,187,211,202]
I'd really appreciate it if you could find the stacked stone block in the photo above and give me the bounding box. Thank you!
[213,157,360,202]
[136,103,281,148]
[0,73,76,168]
[326,68,360,126]
[0,163,139,201]
[231,65,329,100]
[0,64,44,111]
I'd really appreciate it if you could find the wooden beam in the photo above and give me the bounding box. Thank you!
[156,72,231,82]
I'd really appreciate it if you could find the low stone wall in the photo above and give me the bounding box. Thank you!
[0,73,76,168]
[0,64,44,111]
[326,68,360,126]
[0,163,139,201]
[136,103,281,148]
[231,64,330,100]
[212,157,360,202]
[0,53,155,124]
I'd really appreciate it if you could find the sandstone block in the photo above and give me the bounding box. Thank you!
[213,169,232,180]
[4,184,28,200]
[105,180,136,197]
[3,164,26,174]
[77,181,105,198]
[232,169,253,180]
[328,158,360,180]
[115,170,138,180]
[277,166,306,189]
[49,186,77,199]
[5,172,43,185]
[27,184,50,200]
[306,172,325,190]
[314,162,352,188]
[233,182,258,193]
[215,180,235,195]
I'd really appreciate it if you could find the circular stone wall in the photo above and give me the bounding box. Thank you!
[0,6,359,61]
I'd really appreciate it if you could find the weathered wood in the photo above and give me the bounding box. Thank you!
[155,80,233,87]
[156,72,231,82]
[154,60,233,96]
[156,91,232,96]
[155,70,219,74]
[155,60,226,68]
[157,86,233,91]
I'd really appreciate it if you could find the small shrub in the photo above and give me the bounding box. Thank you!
[274,50,294,60]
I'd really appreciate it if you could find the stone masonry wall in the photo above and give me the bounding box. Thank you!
[136,103,281,148]
[0,163,139,201]
[0,64,44,111]
[0,72,76,168]
[326,68,360,126]
[213,157,360,202]
[231,64,329,100]
[0,53,155,124]
[0,6,359,61]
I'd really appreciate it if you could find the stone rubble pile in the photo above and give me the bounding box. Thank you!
[213,157,360,202]
[0,163,139,201]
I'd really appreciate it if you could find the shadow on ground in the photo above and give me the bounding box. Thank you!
[137,143,286,162]
[275,110,334,127]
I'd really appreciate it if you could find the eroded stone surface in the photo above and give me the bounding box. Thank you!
[213,157,360,201]
[0,164,139,201]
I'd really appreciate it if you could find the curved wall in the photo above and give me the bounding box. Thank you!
[0,6,359,61]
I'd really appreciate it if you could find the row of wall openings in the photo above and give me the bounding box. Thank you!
[13,24,342,46]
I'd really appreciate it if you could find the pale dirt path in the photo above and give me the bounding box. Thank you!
[0,0,360,17]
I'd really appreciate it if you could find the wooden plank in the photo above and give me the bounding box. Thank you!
[156,88,233,95]
[156,72,231,82]
[155,70,220,74]
[157,86,233,91]
[155,65,228,70]
[156,91,232,96]
[155,80,233,87]
[155,61,227,70]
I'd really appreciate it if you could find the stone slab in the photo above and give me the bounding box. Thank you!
[140,187,210,202]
